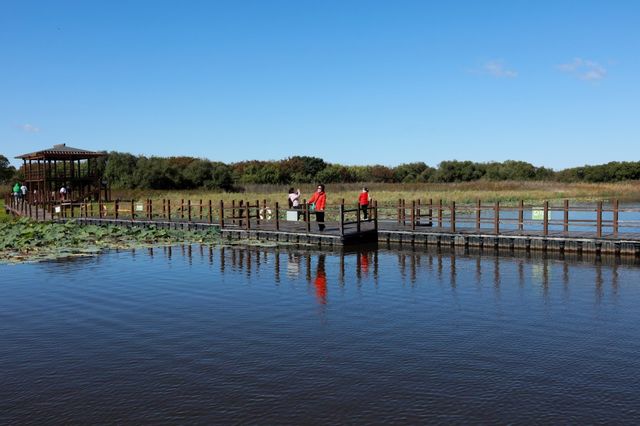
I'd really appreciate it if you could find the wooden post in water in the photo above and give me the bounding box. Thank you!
[543,201,549,236]
[518,200,524,231]
[493,201,499,234]
[451,201,456,232]
[219,200,225,228]
[613,199,619,237]
[597,201,603,238]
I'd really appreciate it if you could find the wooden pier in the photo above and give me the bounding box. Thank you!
[5,195,640,256]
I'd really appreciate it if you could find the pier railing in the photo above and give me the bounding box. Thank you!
[379,199,640,237]
[6,193,640,238]
[3,195,379,236]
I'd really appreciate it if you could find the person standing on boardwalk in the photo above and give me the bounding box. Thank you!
[59,185,67,201]
[20,183,28,201]
[308,184,327,231]
[358,187,370,220]
[288,187,302,219]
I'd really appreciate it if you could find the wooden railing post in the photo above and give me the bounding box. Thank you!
[476,199,481,231]
[339,201,344,236]
[438,199,443,228]
[518,200,524,231]
[451,201,456,232]
[232,200,236,225]
[199,199,203,220]
[187,199,192,222]
[131,200,135,221]
[305,200,311,233]
[597,201,603,238]
[374,200,378,231]
[411,200,416,231]
[149,199,153,220]
[416,199,421,225]
[543,201,549,236]
[275,201,280,231]
[428,198,433,227]
[255,199,260,226]
[180,199,184,220]
[246,200,251,230]
[493,201,499,234]
[357,201,362,233]
[397,198,402,224]
[613,199,619,237]
[163,199,166,219]
[219,200,225,228]
[167,199,171,221]
[563,199,569,233]
[208,200,213,224]
[115,199,119,219]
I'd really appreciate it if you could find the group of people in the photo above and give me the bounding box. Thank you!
[11,183,28,201]
[287,185,371,231]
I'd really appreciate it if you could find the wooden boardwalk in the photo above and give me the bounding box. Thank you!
[5,196,640,255]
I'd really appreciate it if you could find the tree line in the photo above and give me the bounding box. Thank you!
[2,153,640,190]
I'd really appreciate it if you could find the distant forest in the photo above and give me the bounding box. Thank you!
[3,152,640,190]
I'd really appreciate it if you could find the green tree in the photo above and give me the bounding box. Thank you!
[0,155,16,184]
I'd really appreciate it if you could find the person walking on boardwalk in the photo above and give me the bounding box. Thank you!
[20,183,28,201]
[308,184,327,231]
[358,187,370,220]
[12,182,20,202]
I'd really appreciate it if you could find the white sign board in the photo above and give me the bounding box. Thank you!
[135,203,145,212]
[286,210,299,221]
[54,206,61,213]
[531,209,547,220]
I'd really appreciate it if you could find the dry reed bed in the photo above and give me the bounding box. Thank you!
[112,181,640,208]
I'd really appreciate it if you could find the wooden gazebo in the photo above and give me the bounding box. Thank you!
[16,143,109,203]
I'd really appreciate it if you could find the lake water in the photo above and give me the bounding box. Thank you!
[2,245,640,423]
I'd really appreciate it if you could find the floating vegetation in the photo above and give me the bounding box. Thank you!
[0,218,221,264]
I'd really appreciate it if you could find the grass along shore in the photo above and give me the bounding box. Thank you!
[112,181,640,207]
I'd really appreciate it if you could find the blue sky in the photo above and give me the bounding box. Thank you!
[2,0,639,169]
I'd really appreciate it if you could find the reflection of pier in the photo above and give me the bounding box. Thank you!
[148,244,635,306]
[5,196,640,255]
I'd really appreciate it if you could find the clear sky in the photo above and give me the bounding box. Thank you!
[2,0,639,169]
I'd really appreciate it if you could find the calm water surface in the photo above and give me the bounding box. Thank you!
[1,246,640,423]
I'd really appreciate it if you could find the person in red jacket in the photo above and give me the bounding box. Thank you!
[308,184,327,231]
[358,187,370,220]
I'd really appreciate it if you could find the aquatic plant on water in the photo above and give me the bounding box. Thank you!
[0,218,221,264]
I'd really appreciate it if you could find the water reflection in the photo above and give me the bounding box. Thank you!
[144,243,640,309]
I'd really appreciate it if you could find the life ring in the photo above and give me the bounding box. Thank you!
[259,207,272,220]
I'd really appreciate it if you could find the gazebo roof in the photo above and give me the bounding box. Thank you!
[16,143,107,160]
